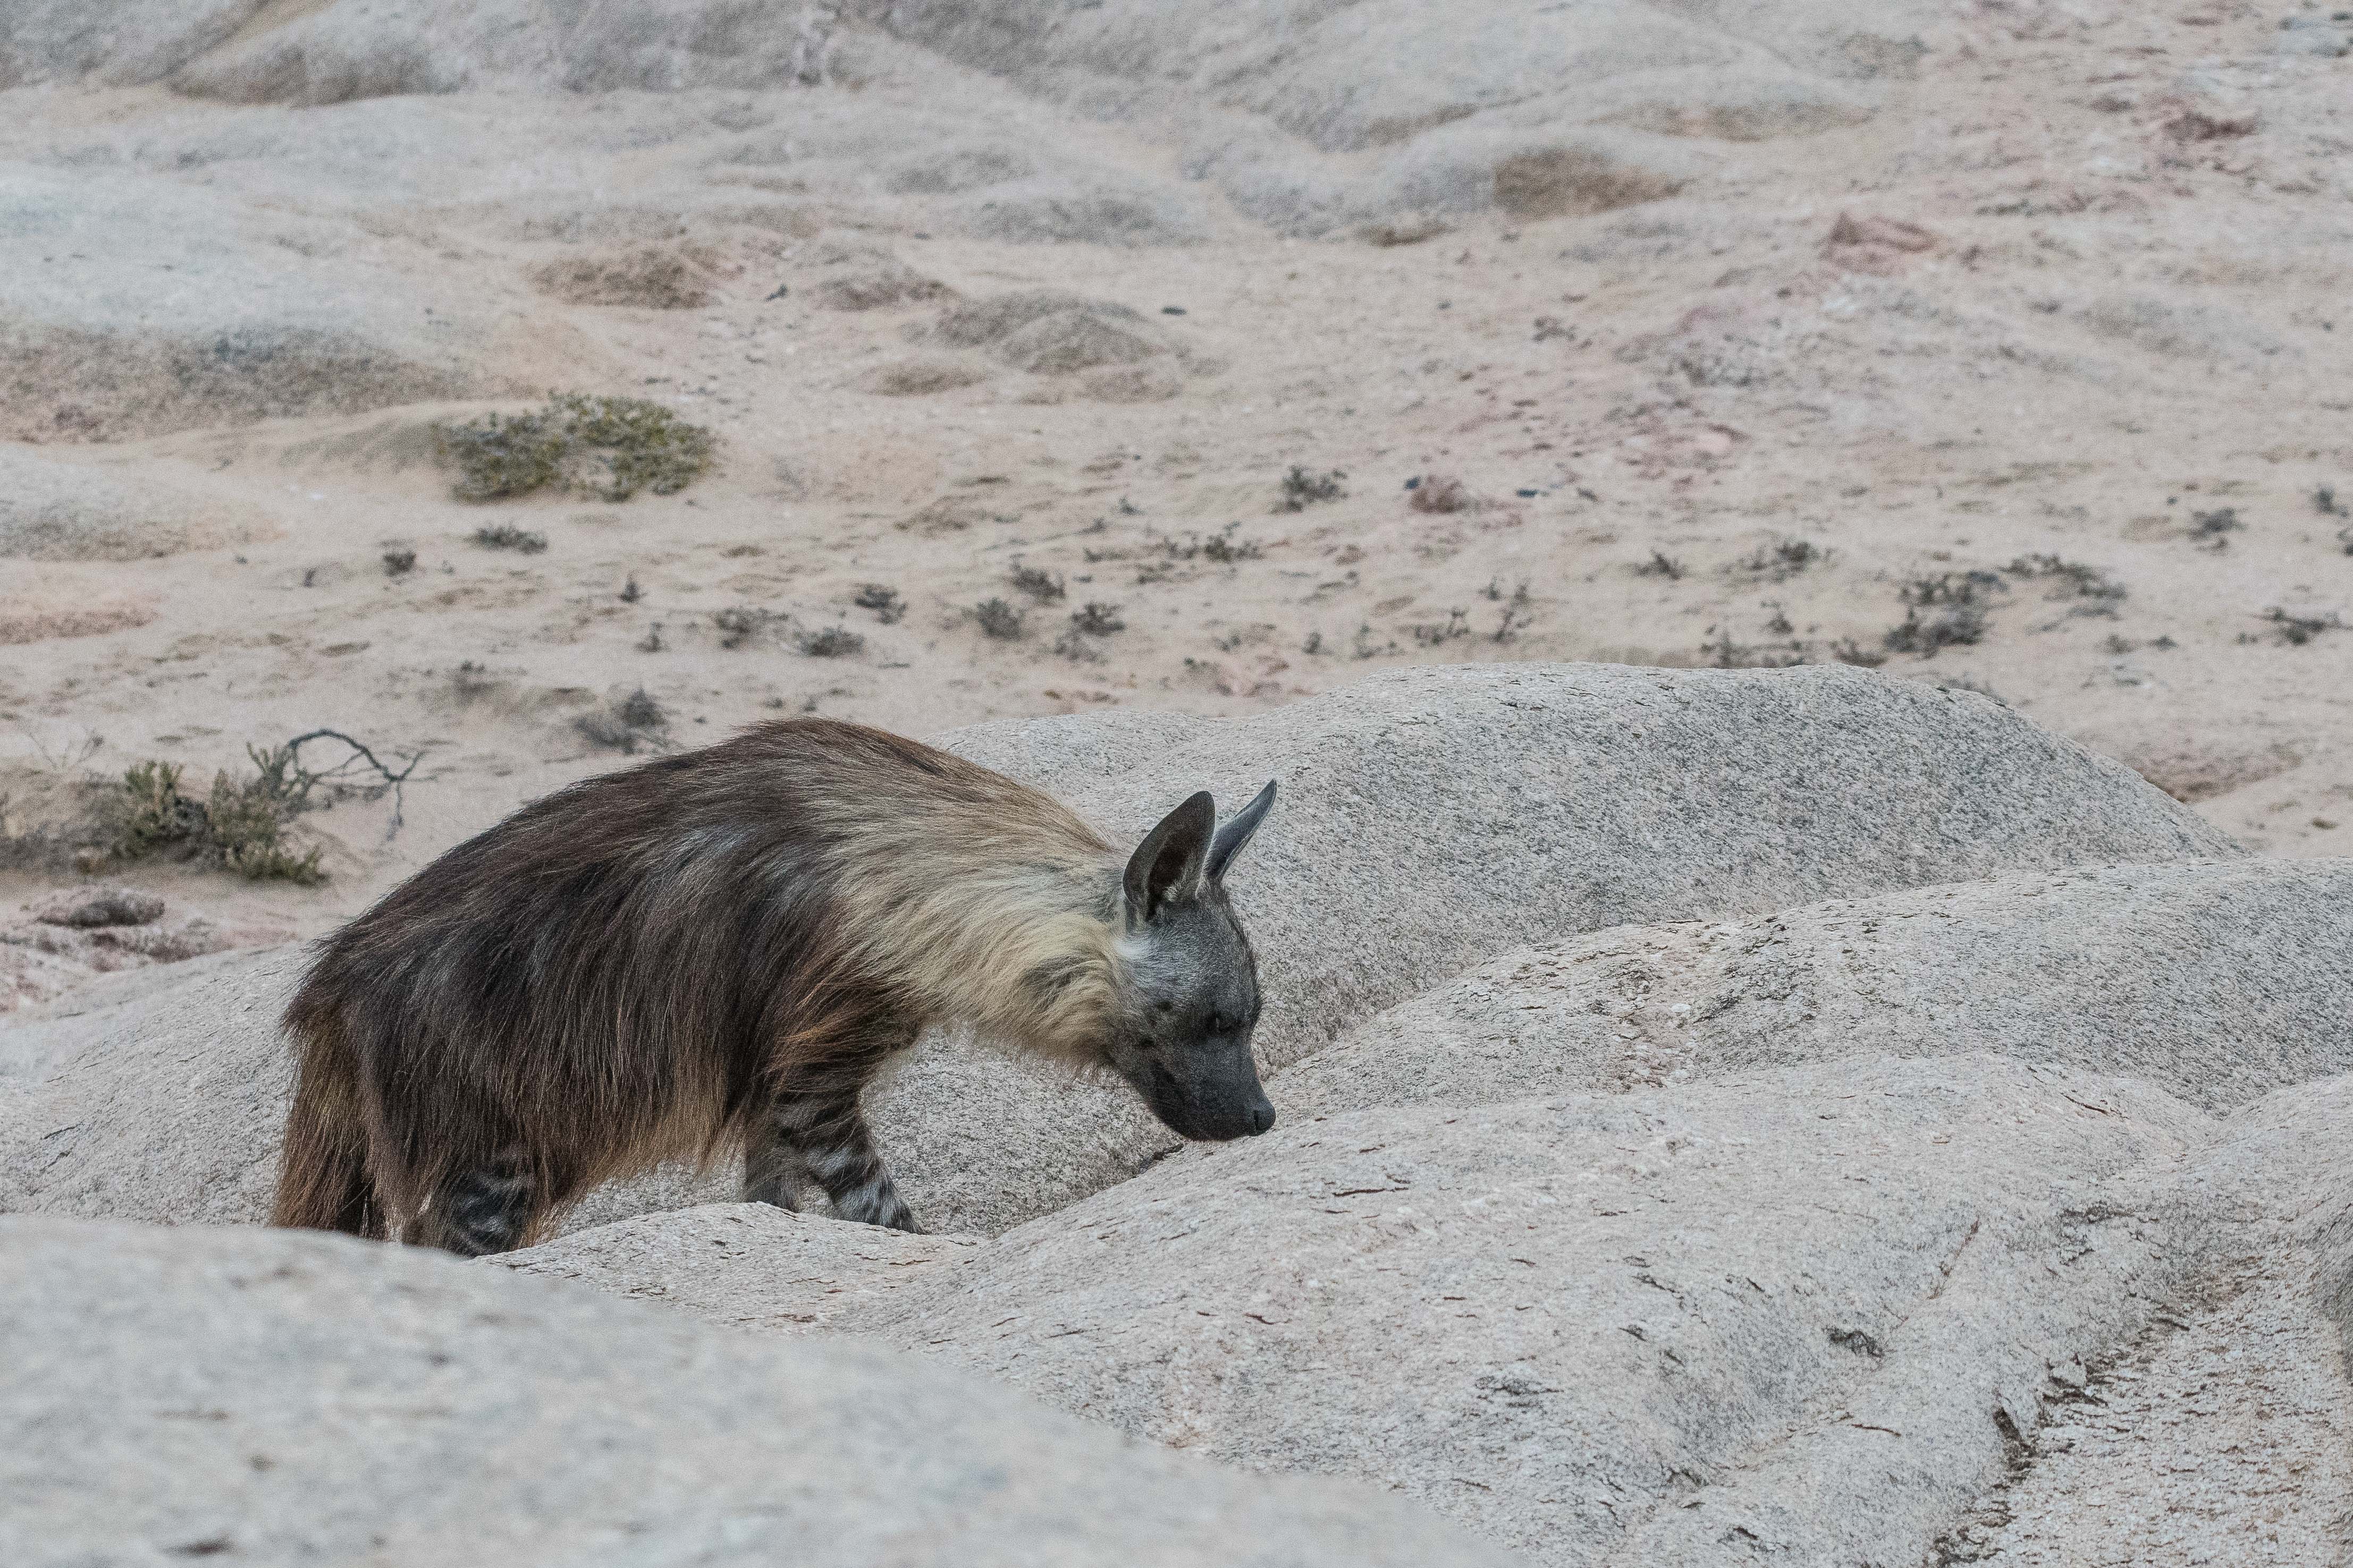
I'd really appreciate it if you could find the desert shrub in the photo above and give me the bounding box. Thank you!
[2189,507,2241,546]
[96,752,324,884]
[383,548,417,577]
[797,625,866,657]
[1070,601,1125,635]
[1276,466,1346,512]
[1410,609,1470,647]
[1884,604,1987,656]
[975,598,1025,640]
[2009,553,2126,613]
[575,689,668,753]
[1635,550,1686,580]
[1009,563,1066,601]
[436,394,713,503]
[1738,538,1826,579]
[473,523,548,554]
[854,583,906,623]
[1409,474,1472,513]
[713,607,773,649]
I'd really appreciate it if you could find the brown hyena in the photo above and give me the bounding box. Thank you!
[271,718,1277,1255]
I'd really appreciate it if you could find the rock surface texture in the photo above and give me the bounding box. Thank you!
[0,1216,1512,1567]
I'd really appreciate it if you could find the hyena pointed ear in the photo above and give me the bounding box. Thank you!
[1125,791,1216,926]
[1207,779,1277,884]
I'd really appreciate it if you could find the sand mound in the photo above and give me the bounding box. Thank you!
[861,358,988,396]
[930,291,1170,375]
[0,451,272,560]
[528,243,723,309]
[1,167,491,442]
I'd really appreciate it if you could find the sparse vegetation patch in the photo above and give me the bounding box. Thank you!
[854,584,906,623]
[89,731,419,884]
[436,394,713,503]
[2008,553,2126,614]
[796,625,866,658]
[473,523,547,554]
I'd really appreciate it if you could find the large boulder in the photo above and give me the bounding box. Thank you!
[1,665,2240,1236]
[0,1215,1509,1567]
[501,1055,2223,1567]
[1272,857,2353,1120]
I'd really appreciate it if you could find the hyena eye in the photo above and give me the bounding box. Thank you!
[1209,1012,1236,1034]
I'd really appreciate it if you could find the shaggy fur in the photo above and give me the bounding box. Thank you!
[272,718,1274,1255]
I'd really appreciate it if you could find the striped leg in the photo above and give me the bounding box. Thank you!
[404,1160,537,1257]
[779,1090,918,1231]
[742,1127,810,1212]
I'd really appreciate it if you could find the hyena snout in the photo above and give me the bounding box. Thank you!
[1124,1040,1276,1143]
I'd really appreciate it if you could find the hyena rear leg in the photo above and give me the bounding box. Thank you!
[403,1160,539,1257]
[747,1022,921,1231]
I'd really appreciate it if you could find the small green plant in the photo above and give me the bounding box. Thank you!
[713,607,772,650]
[473,523,548,554]
[436,394,714,503]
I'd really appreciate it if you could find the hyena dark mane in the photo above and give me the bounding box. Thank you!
[272,717,1277,1255]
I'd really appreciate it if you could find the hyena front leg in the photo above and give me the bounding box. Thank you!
[747,1017,921,1230]
[771,1088,919,1232]
[404,1159,538,1257]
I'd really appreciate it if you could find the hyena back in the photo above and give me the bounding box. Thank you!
[271,718,1277,1255]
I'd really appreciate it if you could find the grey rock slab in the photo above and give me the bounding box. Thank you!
[0,950,301,1222]
[511,1055,2218,1568]
[494,1200,981,1332]
[1273,857,2353,1122]
[0,1215,1516,1568]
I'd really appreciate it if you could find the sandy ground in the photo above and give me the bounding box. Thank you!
[3,2,2350,1013]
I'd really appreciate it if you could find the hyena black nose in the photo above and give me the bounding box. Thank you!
[1245,1096,1276,1135]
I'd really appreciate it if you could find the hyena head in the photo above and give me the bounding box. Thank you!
[1101,781,1280,1142]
